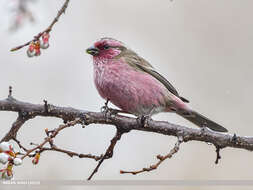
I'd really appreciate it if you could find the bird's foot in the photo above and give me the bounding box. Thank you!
[232,133,237,143]
[200,122,209,134]
[101,99,112,118]
[101,99,126,118]
[137,115,152,128]
[101,99,110,113]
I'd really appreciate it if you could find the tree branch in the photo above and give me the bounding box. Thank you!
[1,88,253,179]
[0,95,252,152]
[38,146,103,161]
[87,128,127,180]
[10,0,70,52]
[120,136,183,175]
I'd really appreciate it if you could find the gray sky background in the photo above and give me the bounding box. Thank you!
[1,0,253,189]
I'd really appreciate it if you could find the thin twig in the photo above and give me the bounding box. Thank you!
[10,0,70,52]
[17,118,103,162]
[21,118,81,159]
[120,136,183,175]
[87,129,125,180]
[12,137,28,152]
[38,147,103,161]
[8,86,12,97]
[215,146,221,164]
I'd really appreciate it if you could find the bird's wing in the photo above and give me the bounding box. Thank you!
[122,50,189,103]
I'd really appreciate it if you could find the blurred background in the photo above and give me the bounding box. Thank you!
[1,0,253,189]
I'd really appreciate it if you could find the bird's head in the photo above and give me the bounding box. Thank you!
[86,38,126,59]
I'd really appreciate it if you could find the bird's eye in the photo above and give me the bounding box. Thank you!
[103,45,110,50]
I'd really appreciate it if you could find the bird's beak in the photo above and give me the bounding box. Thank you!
[86,46,100,56]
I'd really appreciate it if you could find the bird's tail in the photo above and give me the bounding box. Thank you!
[177,109,228,132]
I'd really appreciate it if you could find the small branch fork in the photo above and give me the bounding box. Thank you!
[87,128,129,180]
[1,87,105,175]
[120,136,183,175]
[1,87,253,179]
[10,0,70,52]
[21,118,82,160]
[10,118,103,162]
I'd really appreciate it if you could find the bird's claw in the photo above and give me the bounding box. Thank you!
[101,105,120,118]
[101,105,109,113]
[232,133,237,143]
[137,115,152,128]
[101,99,112,118]
[105,108,121,117]
[101,106,112,118]
[200,122,209,134]
[101,99,110,112]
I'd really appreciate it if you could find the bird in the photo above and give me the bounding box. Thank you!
[86,37,228,132]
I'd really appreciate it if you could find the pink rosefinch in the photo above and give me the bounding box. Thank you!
[86,38,227,132]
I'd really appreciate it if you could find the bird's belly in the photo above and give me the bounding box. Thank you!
[94,66,169,116]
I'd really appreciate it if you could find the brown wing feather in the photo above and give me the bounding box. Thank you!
[116,49,189,103]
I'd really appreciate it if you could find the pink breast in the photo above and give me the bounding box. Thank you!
[93,59,169,115]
